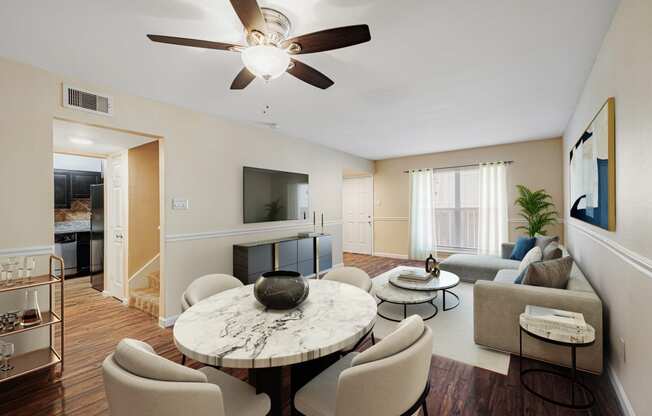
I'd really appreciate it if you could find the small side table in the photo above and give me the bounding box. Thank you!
[519,316,596,410]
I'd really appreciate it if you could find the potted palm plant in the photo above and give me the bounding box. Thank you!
[514,185,558,237]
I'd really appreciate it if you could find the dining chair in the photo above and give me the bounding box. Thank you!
[180,273,243,364]
[294,315,433,416]
[324,266,375,351]
[102,338,270,416]
[323,266,372,292]
[181,273,244,312]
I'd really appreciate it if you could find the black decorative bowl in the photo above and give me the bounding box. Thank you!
[254,271,309,310]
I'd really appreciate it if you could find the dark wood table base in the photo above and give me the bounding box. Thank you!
[249,352,341,416]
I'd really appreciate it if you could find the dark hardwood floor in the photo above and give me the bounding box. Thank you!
[0,254,622,416]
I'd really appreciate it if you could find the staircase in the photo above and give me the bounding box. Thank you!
[129,271,160,318]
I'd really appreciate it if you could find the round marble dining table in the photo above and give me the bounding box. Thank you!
[173,279,377,416]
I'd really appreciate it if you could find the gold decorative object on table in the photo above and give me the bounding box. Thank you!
[425,253,440,277]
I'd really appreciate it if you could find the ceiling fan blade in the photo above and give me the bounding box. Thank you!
[287,59,334,90]
[147,35,242,51]
[229,0,267,34]
[230,67,256,90]
[282,25,371,54]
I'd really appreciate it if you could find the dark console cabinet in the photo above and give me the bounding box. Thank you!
[233,235,332,285]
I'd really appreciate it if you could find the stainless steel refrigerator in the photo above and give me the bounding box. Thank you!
[90,184,104,292]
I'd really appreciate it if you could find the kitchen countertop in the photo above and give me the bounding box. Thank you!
[55,220,91,234]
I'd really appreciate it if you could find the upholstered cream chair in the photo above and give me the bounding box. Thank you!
[181,274,243,312]
[102,339,270,416]
[323,267,372,293]
[324,267,375,350]
[294,315,433,416]
[180,274,243,364]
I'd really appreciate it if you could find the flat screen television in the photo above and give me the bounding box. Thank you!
[243,167,310,224]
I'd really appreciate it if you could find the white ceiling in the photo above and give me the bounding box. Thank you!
[53,119,156,155]
[1,0,618,160]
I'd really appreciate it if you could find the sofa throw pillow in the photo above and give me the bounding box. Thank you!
[518,246,542,274]
[534,235,559,252]
[522,256,573,289]
[542,241,563,261]
[510,236,536,261]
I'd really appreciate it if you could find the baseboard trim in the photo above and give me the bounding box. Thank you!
[567,220,652,278]
[0,245,54,256]
[166,220,343,243]
[373,252,409,259]
[607,365,636,416]
[159,314,179,328]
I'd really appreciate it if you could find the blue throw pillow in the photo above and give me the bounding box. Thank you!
[514,267,528,284]
[510,237,536,261]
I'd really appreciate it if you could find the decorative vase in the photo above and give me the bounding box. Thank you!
[254,271,309,310]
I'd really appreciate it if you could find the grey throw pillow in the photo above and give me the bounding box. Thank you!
[534,235,559,252]
[542,241,563,261]
[522,256,573,289]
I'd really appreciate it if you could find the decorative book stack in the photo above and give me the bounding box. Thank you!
[397,270,433,284]
[520,305,595,344]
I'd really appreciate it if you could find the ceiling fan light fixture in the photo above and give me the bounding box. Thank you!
[241,45,290,81]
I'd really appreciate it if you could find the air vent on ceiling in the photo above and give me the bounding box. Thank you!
[62,84,113,116]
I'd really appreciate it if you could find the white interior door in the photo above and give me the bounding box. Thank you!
[343,176,373,254]
[106,152,128,300]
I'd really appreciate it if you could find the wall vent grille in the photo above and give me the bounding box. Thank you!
[62,84,113,116]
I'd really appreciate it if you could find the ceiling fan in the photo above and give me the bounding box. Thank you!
[147,0,371,90]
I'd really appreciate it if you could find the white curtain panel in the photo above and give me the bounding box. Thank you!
[408,170,437,260]
[478,163,508,256]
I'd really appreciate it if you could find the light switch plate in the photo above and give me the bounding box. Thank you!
[172,198,190,210]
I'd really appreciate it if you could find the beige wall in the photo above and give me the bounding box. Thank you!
[0,57,373,320]
[373,138,564,256]
[128,141,160,277]
[562,1,652,414]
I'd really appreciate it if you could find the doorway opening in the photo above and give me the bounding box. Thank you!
[342,176,374,255]
[52,118,163,318]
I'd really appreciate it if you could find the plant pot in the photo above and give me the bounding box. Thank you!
[254,271,309,310]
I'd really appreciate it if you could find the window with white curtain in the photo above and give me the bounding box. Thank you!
[433,167,480,252]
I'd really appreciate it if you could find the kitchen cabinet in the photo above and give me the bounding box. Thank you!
[71,171,102,198]
[54,172,71,208]
[54,169,102,206]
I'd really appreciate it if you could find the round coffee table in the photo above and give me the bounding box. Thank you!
[375,283,438,322]
[390,269,460,311]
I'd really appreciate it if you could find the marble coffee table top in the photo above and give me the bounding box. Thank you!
[173,279,377,369]
[376,282,438,304]
[389,268,460,291]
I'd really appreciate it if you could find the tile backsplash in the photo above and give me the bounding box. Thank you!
[54,198,91,222]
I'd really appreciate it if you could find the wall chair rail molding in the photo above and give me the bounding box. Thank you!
[0,245,54,257]
[568,220,652,278]
[166,220,344,243]
[374,217,409,222]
